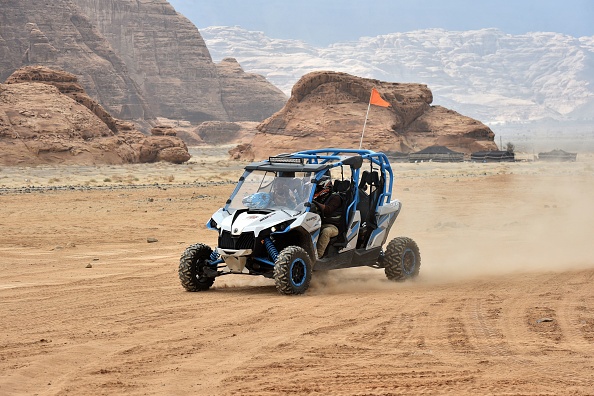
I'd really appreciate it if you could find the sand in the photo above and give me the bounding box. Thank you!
[1,149,593,395]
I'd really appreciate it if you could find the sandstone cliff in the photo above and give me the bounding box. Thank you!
[71,0,226,123]
[0,0,286,132]
[215,58,287,122]
[243,71,497,159]
[71,0,286,123]
[0,0,152,123]
[0,66,190,166]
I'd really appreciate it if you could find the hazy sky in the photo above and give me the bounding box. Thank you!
[167,0,594,46]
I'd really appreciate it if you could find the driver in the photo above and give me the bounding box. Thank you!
[271,173,299,208]
[313,179,343,258]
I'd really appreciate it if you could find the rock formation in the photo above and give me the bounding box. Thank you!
[0,66,190,166]
[215,58,287,122]
[195,121,241,145]
[71,0,286,123]
[0,0,286,134]
[0,0,152,123]
[241,71,497,159]
[71,0,226,124]
[6,66,122,134]
[194,121,259,146]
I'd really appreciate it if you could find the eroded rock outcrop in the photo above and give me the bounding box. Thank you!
[72,0,226,123]
[229,143,255,162]
[0,66,190,165]
[151,125,178,137]
[72,0,286,124]
[0,0,287,134]
[246,71,496,159]
[216,58,286,121]
[194,121,259,146]
[6,66,121,133]
[0,1,152,123]
[195,121,241,145]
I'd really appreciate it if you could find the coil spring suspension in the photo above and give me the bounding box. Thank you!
[209,250,220,261]
[264,237,279,262]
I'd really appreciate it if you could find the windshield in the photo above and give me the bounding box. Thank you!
[228,170,315,213]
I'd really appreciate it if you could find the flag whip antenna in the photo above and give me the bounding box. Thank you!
[358,100,372,150]
[359,88,391,150]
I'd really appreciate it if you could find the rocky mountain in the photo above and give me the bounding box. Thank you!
[72,0,286,124]
[0,0,152,123]
[236,71,496,160]
[214,58,287,122]
[0,66,190,166]
[201,26,594,126]
[0,0,286,131]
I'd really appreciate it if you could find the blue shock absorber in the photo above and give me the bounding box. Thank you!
[209,250,220,261]
[264,237,279,262]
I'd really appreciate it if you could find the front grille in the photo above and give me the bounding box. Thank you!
[219,231,255,250]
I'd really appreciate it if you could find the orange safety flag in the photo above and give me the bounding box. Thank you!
[369,88,391,107]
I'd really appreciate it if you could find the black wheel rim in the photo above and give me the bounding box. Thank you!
[290,258,307,287]
[402,248,417,275]
[193,256,208,280]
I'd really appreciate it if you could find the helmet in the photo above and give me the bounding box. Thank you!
[314,179,332,200]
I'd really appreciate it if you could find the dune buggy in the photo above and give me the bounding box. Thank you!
[179,148,420,295]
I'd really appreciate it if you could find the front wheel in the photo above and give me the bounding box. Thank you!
[179,243,216,291]
[273,246,312,295]
[384,237,421,281]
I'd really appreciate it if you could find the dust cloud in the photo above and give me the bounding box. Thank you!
[401,163,594,285]
[309,158,594,294]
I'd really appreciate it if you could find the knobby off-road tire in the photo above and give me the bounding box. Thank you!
[273,246,312,295]
[384,237,421,281]
[179,243,216,292]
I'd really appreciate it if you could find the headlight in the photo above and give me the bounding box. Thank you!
[271,220,293,234]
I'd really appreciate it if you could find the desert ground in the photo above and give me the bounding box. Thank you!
[1,147,594,395]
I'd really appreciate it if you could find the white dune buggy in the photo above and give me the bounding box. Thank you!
[179,148,420,295]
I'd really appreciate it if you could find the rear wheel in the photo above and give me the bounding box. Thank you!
[274,246,312,295]
[179,243,216,291]
[384,237,421,281]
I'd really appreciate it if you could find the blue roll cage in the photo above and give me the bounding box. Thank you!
[222,148,395,219]
[291,148,394,209]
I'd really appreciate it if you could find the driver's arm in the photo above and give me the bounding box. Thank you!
[316,194,341,216]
